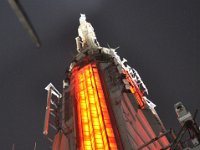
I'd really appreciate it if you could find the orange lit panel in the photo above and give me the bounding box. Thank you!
[72,64,118,150]
[123,70,145,109]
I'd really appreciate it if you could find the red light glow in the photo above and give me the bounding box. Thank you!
[123,70,145,109]
[72,63,118,150]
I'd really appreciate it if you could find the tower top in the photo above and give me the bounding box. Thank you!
[76,14,99,52]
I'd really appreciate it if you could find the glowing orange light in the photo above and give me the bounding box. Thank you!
[72,63,118,150]
[123,70,145,109]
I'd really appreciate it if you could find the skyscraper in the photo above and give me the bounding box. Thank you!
[44,14,171,150]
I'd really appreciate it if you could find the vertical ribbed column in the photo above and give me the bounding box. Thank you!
[72,63,118,150]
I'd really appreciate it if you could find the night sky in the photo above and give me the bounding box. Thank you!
[0,0,200,149]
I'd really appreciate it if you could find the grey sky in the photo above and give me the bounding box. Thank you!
[0,0,200,149]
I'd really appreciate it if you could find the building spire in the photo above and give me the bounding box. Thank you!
[76,14,99,52]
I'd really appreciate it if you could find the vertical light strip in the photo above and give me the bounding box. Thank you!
[72,63,118,150]
[123,70,145,109]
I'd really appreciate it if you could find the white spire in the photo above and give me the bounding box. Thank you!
[76,14,99,52]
